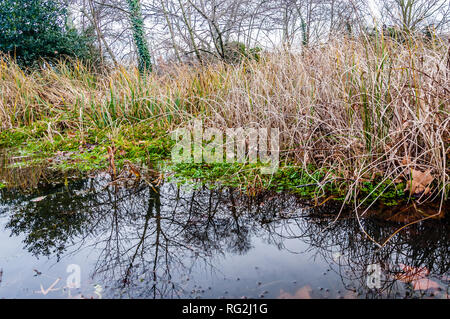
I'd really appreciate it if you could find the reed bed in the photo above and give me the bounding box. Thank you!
[0,34,449,206]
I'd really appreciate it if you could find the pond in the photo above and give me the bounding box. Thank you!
[0,157,448,299]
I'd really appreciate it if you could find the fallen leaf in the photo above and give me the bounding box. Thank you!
[412,278,441,291]
[344,290,357,299]
[278,285,312,299]
[401,155,410,166]
[129,167,140,178]
[33,269,42,276]
[85,143,97,150]
[393,264,443,291]
[394,264,429,282]
[404,169,434,195]
[107,146,117,178]
[31,196,47,202]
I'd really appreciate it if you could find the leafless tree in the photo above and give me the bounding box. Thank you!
[66,0,450,66]
[378,0,450,32]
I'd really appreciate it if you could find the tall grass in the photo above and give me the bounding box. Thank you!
[0,34,449,205]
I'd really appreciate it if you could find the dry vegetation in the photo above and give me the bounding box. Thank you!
[0,33,449,205]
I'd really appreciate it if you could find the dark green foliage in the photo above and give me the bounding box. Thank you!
[2,178,91,258]
[366,25,440,45]
[126,0,152,73]
[0,0,96,67]
[422,24,438,40]
[223,41,261,64]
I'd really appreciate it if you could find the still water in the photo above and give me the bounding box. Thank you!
[0,165,448,299]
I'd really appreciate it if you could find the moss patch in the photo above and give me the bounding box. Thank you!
[0,122,420,207]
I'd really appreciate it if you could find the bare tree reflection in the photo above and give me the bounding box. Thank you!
[77,178,302,298]
[297,204,450,298]
[0,172,448,298]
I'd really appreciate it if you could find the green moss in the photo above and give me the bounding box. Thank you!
[0,120,48,147]
[0,121,414,207]
[168,162,411,206]
[1,120,174,174]
[359,180,406,206]
[169,162,329,198]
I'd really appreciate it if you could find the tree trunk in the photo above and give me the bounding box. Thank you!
[126,0,152,73]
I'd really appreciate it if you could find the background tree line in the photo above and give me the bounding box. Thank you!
[1,0,450,70]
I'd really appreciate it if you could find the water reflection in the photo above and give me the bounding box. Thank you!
[0,171,448,299]
[303,207,449,298]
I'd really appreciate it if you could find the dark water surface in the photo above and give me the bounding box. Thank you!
[0,164,448,299]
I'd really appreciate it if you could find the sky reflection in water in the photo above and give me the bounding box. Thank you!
[0,172,448,299]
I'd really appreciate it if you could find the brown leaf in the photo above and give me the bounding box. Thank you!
[412,169,433,186]
[401,155,410,166]
[129,166,141,178]
[344,290,357,299]
[31,196,47,202]
[412,278,441,291]
[394,264,429,283]
[107,146,117,179]
[278,285,312,299]
[404,169,434,195]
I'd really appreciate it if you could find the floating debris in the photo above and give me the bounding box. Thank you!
[33,269,42,276]
[31,196,47,202]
